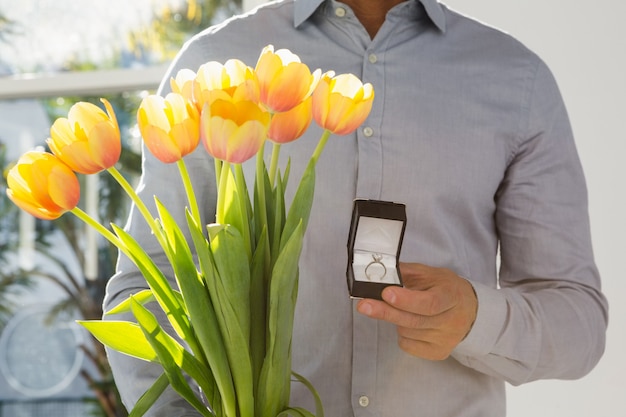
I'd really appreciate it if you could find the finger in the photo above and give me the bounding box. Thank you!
[381,285,456,317]
[356,298,441,330]
[396,325,461,352]
[396,335,452,361]
[398,262,439,290]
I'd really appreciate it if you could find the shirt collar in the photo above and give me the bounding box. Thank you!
[294,0,446,32]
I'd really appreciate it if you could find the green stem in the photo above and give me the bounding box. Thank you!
[268,143,281,188]
[311,129,332,165]
[216,161,230,224]
[255,143,268,237]
[234,163,252,259]
[106,167,160,237]
[214,158,222,195]
[177,159,201,228]
[71,207,125,257]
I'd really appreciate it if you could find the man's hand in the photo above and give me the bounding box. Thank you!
[356,262,478,360]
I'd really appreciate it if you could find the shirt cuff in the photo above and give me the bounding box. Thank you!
[454,280,508,357]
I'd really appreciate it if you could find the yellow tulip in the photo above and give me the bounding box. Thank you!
[170,68,197,103]
[194,59,259,112]
[47,98,121,174]
[137,93,201,163]
[267,96,313,144]
[255,45,321,113]
[200,97,270,164]
[6,151,80,220]
[312,72,375,135]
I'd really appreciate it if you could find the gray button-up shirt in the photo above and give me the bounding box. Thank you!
[105,1,608,416]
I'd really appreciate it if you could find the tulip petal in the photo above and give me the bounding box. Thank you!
[6,151,80,220]
[48,100,122,174]
[54,141,102,174]
[227,121,267,163]
[268,98,312,144]
[138,94,200,164]
[142,125,183,164]
[70,102,107,129]
[48,165,81,209]
[89,122,122,168]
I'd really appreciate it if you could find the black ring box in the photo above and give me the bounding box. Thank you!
[346,199,407,300]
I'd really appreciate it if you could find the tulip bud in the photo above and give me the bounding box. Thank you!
[312,72,374,135]
[47,98,121,174]
[6,151,80,220]
[200,97,270,164]
[137,93,201,164]
[255,44,321,113]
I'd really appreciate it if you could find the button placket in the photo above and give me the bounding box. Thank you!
[355,47,384,199]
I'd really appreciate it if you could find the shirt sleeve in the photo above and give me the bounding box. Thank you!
[452,59,609,385]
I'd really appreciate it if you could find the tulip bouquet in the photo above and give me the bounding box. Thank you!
[6,45,373,417]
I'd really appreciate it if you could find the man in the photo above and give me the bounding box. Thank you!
[104,0,608,415]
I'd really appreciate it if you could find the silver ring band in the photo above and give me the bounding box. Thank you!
[365,253,387,281]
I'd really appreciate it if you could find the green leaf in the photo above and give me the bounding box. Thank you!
[281,157,292,190]
[131,298,215,417]
[234,163,253,258]
[270,170,286,267]
[281,159,315,253]
[186,211,238,417]
[77,320,157,362]
[292,371,324,417]
[276,407,316,417]
[104,289,155,315]
[207,223,255,417]
[154,199,222,362]
[249,225,269,396]
[220,166,252,258]
[254,146,269,245]
[111,224,191,342]
[128,372,170,417]
[257,221,304,417]
[105,289,186,316]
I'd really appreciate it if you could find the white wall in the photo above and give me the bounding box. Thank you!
[441,0,626,416]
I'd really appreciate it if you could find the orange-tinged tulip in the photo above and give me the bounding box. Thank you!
[47,98,121,174]
[6,151,80,220]
[137,93,201,164]
[200,98,270,164]
[312,71,374,135]
[194,59,259,112]
[267,96,312,144]
[255,45,321,113]
[170,68,197,103]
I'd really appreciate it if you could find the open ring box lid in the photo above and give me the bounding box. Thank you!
[347,199,407,300]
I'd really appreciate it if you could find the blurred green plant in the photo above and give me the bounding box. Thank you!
[0,12,18,44]
[127,0,241,62]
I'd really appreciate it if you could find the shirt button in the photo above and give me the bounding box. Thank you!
[363,126,374,137]
[359,396,370,407]
[368,53,378,64]
[335,7,346,17]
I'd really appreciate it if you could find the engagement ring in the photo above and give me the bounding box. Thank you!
[365,253,387,281]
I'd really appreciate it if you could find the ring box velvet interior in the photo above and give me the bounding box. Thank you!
[346,199,407,300]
